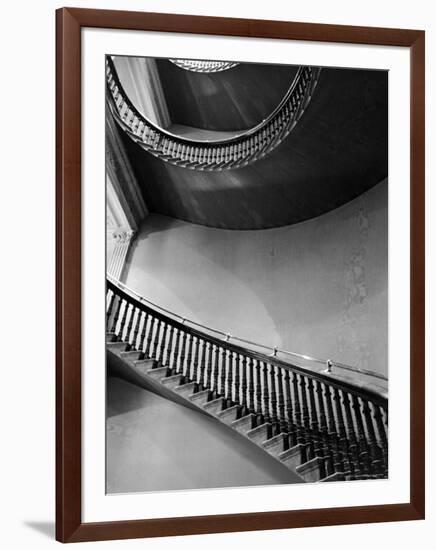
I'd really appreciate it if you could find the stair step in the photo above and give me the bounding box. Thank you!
[279,444,305,470]
[161,373,184,388]
[131,359,158,376]
[188,390,211,406]
[107,342,129,354]
[247,423,271,444]
[106,332,117,342]
[217,405,240,425]
[202,397,225,415]
[296,457,326,483]
[120,350,142,362]
[262,434,287,457]
[321,472,346,483]
[231,414,255,434]
[174,382,197,398]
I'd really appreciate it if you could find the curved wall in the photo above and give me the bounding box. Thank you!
[123,180,388,375]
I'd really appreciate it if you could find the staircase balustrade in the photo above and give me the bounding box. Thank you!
[106,279,388,481]
[106,56,321,172]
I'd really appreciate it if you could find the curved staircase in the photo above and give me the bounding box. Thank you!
[106,279,388,485]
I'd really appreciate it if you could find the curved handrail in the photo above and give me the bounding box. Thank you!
[106,278,387,405]
[108,275,388,385]
[106,56,321,171]
[169,59,239,72]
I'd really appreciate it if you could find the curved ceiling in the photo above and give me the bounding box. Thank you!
[116,66,387,230]
[155,58,298,132]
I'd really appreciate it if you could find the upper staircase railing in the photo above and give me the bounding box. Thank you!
[106,57,321,172]
[169,59,239,72]
[106,278,388,481]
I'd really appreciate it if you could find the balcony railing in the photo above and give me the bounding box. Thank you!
[169,59,239,72]
[106,278,388,480]
[106,56,321,172]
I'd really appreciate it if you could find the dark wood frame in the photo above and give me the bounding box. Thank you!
[56,7,425,543]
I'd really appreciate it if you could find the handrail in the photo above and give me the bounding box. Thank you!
[169,59,239,72]
[106,56,321,171]
[107,275,388,384]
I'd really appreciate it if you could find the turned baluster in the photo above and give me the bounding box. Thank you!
[308,378,324,465]
[191,336,200,388]
[277,368,287,436]
[196,339,206,391]
[106,291,115,328]
[204,341,212,391]
[226,349,233,407]
[269,365,279,435]
[138,312,147,356]
[352,395,371,476]
[233,353,241,410]
[362,400,383,476]
[126,305,136,346]
[299,376,314,459]
[315,381,333,476]
[255,360,264,424]
[342,391,361,479]
[178,331,187,381]
[119,300,130,342]
[333,388,352,476]
[325,385,344,474]
[131,308,141,349]
[240,356,248,416]
[111,295,123,335]
[212,344,220,398]
[262,362,271,424]
[142,315,152,358]
[374,405,388,476]
[292,372,306,461]
[218,347,226,398]
[248,357,255,414]
[160,323,171,366]
[284,371,296,448]
[162,325,173,370]
[171,328,181,373]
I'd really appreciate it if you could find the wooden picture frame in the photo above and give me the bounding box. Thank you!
[56,7,425,543]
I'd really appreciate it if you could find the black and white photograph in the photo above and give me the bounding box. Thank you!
[105,55,388,494]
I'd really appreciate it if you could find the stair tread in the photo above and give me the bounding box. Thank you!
[247,422,271,437]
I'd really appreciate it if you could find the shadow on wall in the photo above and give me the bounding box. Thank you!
[122,179,388,375]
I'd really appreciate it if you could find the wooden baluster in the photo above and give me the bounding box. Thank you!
[292,372,306,461]
[106,291,115,329]
[299,376,312,456]
[171,328,181,372]
[233,353,241,411]
[226,349,233,407]
[185,333,194,382]
[126,305,135,346]
[362,400,383,476]
[240,356,248,416]
[150,317,160,359]
[131,307,141,349]
[315,381,333,476]
[154,320,164,364]
[374,405,388,476]
[277,368,287,436]
[248,357,255,414]
[162,325,172,370]
[269,365,279,435]
[325,385,344,474]
[284,371,296,448]
[119,300,130,342]
[352,395,371,476]
[178,331,187,380]
[308,378,325,477]
[138,312,147,356]
[204,341,212,391]
[342,391,361,479]
[110,295,123,335]
[142,315,152,358]
[255,360,264,424]
[333,388,352,476]
[262,362,271,424]
[212,344,220,398]
[192,336,200,389]
[219,347,226,398]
